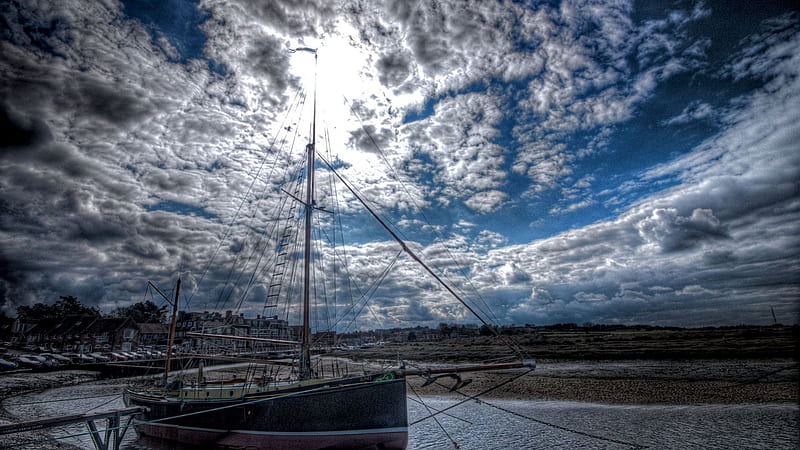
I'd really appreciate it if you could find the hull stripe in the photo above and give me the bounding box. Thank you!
[138,421,407,436]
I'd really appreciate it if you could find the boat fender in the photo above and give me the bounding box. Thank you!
[374,372,395,382]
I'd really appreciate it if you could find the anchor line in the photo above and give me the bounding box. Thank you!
[409,383,462,449]
[418,371,646,449]
[409,368,534,426]
[405,396,472,425]
[476,398,646,448]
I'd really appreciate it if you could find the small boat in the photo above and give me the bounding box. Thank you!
[124,48,532,450]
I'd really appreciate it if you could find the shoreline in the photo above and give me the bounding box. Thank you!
[0,358,796,448]
[0,370,100,450]
[392,358,799,404]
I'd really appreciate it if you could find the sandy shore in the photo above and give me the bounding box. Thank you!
[352,358,798,404]
[405,360,798,404]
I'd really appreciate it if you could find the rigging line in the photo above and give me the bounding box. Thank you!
[324,126,339,327]
[410,368,534,426]
[260,161,308,317]
[237,98,312,310]
[84,394,123,413]
[187,87,306,309]
[342,94,504,328]
[323,130,361,334]
[418,371,645,448]
[319,153,526,358]
[340,263,393,334]
[409,383,462,449]
[311,215,335,336]
[221,91,309,313]
[331,249,402,332]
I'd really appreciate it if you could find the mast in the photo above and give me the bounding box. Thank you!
[298,48,318,380]
[164,278,180,383]
[146,279,181,383]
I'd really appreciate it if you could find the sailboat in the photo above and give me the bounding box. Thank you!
[123,48,533,450]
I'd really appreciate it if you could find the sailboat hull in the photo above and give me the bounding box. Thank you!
[124,374,408,450]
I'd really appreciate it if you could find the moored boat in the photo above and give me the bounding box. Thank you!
[125,371,408,449]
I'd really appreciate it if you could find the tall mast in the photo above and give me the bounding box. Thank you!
[298,48,318,380]
[164,278,180,383]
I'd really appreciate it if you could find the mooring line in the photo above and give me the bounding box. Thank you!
[415,369,646,448]
[409,368,534,425]
[409,383,461,449]
[406,396,472,425]
[3,392,121,406]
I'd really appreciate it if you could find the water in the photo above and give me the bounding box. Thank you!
[2,384,797,449]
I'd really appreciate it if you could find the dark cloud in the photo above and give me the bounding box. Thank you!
[348,124,393,153]
[0,102,51,148]
[376,51,411,87]
[636,208,728,253]
[244,35,293,96]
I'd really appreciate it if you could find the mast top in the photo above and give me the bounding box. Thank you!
[290,47,317,55]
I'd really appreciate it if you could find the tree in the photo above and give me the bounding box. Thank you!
[0,311,14,339]
[111,300,167,323]
[16,295,100,321]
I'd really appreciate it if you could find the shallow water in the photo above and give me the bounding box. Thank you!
[2,383,797,449]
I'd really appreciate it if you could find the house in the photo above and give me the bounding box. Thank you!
[137,323,170,347]
[24,315,99,352]
[86,317,138,352]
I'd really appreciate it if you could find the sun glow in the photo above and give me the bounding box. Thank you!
[286,24,391,169]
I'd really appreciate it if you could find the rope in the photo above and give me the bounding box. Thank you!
[409,383,461,449]
[410,368,534,426]
[477,399,645,448]
[187,87,306,309]
[414,369,646,448]
[342,94,508,332]
[2,392,121,406]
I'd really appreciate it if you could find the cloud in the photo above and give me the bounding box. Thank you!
[464,190,508,214]
[0,1,796,331]
[401,92,507,210]
[662,100,715,125]
[635,208,728,252]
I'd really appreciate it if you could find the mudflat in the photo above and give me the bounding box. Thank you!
[333,325,799,404]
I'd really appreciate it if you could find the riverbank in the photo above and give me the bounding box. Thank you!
[0,370,100,449]
[333,326,799,404]
[403,359,799,404]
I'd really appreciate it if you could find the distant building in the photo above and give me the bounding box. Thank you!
[21,315,137,353]
[12,310,293,354]
[86,317,138,352]
[137,323,170,347]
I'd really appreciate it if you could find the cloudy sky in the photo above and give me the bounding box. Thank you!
[1,0,798,330]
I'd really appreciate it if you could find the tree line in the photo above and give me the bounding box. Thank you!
[9,296,167,323]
